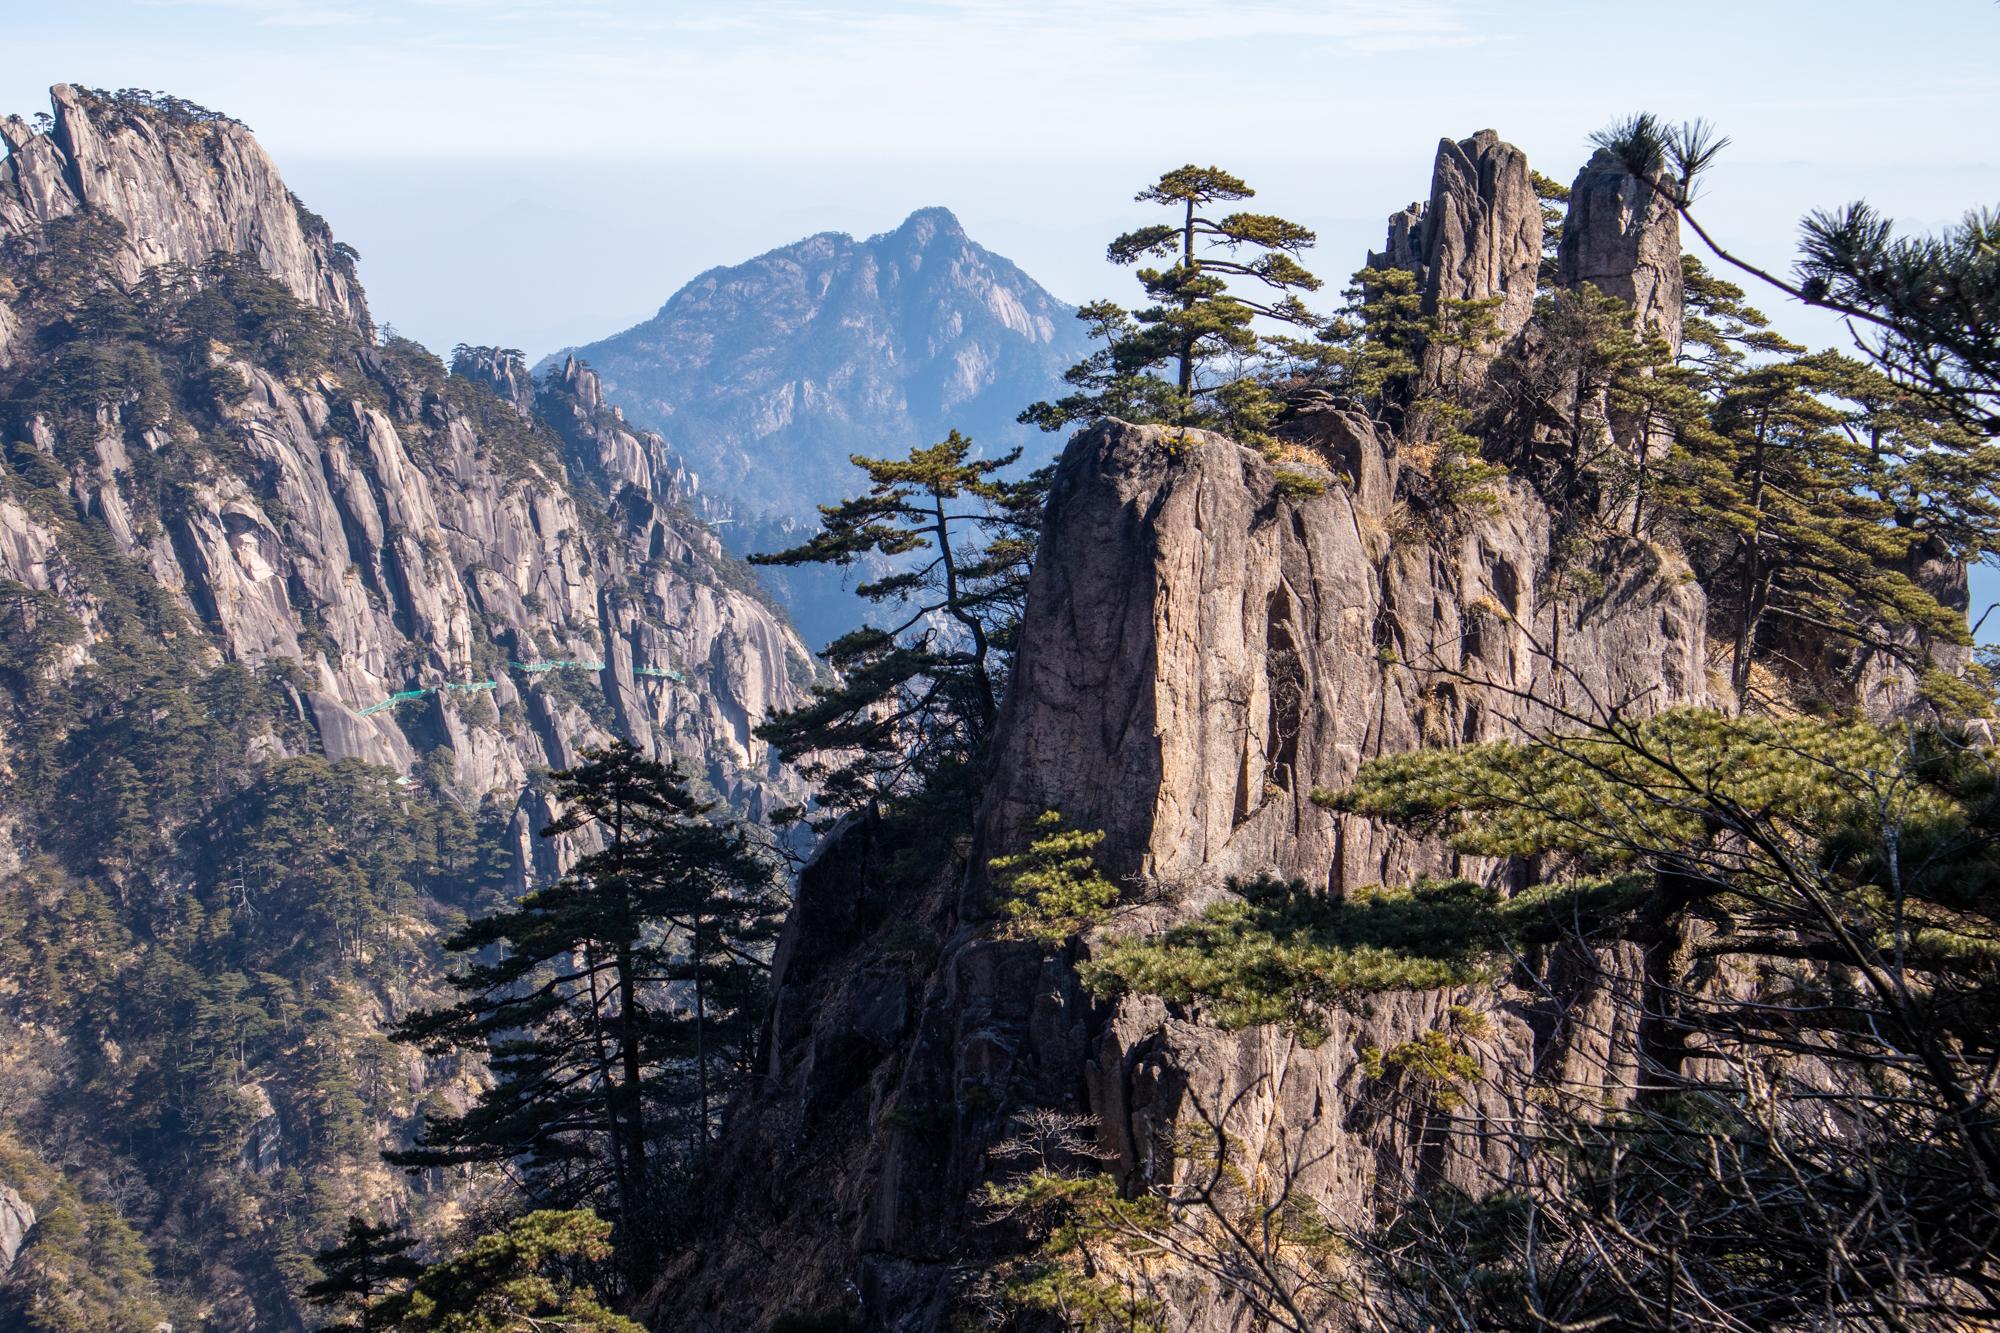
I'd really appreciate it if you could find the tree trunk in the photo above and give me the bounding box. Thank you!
[693,911,708,1149]
[1179,197,1196,398]
[1732,425,1770,706]
[934,486,996,734]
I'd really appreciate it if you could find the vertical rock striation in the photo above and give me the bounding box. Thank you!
[0,85,370,351]
[1559,146,1684,352]
[1370,129,1543,354]
[679,125,1724,1332]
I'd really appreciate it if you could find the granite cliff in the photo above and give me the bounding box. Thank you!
[669,130,1731,1330]
[0,85,809,1328]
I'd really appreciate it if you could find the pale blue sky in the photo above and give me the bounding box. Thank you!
[7,3,2000,618]
[7,1,1995,355]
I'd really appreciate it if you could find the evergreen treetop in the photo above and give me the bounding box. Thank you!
[1024,165,1321,442]
[752,431,1047,824]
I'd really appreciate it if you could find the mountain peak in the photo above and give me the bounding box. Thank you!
[880,205,967,246]
[0,84,370,344]
[555,211,1088,645]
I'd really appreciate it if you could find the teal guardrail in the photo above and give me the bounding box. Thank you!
[358,656,694,716]
[357,679,500,716]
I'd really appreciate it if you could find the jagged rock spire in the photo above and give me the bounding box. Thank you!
[1370,129,1542,342]
[1558,147,1684,352]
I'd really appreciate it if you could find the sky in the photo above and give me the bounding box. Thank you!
[5,1,1999,611]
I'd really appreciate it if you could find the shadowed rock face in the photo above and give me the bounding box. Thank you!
[1559,146,1685,353]
[678,416,1711,1330]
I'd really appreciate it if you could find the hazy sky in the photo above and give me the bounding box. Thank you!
[6,1,1995,358]
[7,1,1999,620]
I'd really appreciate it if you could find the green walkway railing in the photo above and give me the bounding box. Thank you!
[356,656,690,715]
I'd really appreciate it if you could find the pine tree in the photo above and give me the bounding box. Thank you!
[1268,264,1510,507]
[1090,706,2000,1326]
[1592,112,2000,433]
[388,742,778,1275]
[375,1210,641,1333]
[1024,166,1320,438]
[304,1216,422,1332]
[752,431,1047,824]
[1660,348,1989,703]
[989,812,1120,946]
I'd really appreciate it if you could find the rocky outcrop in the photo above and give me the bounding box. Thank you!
[0,84,817,1330]
[1558,146,1684,352]
[1370,129,1542,349]
[665,119,1726,1330]
[0,1185,31,1276]
[981,418,1707,892]
[681,414,1709,1329]
[0,89,812,841]
[537,354,706,510]
[0,85,369,352]
[452,342,538,417]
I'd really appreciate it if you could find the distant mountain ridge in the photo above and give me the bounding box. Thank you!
[549,204,1089,528]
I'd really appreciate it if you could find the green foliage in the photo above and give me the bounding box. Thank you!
[1529,170,1570,287]
[1360,1013,1486,1110]
[753,431,1046,826]
[1653,340,1997,700]
[0,1137,168,1333]
[379,1210,641,1333]
[1271,468,1327,499]
[1327,700,2000,1327]
[1024,165,1320,440]
[1797,203,2000,434]
[1273,264,1509,508]
[391,742,782,1275]
[1323,706,2000,1054]
[76,86,243,129]
[989,811,1121,945]
[305,1216,423,1332]
[1084,873,1644,1041]
[1322,707,1924,858]
[1593,111,2000,434]
[983,1168,1168,1332]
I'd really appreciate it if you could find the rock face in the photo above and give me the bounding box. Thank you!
[681,414,1710,1329]
[980,419,1708,892]
[0,87,810,839]
[0,89,813,1325]
[675,126,1727,1332]
[0,1186,31,1276]
[1371,129,1543,345]
[1559,147,1684,352]
[0,85,369,359]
